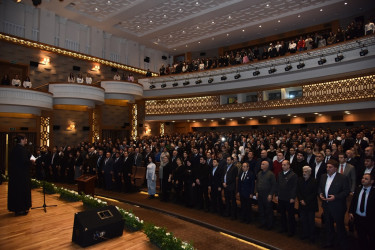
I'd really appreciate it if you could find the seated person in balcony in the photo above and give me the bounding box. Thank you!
[199,60,205,70]
[68,72,75,83]
[365,19,375,35]
[1,74,11,85]
[145,69,152,77]
[159,64,166,75]
[235,52,242,64]
[253,46,260,60]
[336,28,345,43]
[165,64,171,75]
[23,76,32,88]
[242,53,249,64]
[76,73,83,83]
[327,32,336,45]
[261,48,269,60]
[275,41,282,55]
[305,36,313,50]
[128,74,134,82]
[297,36,306,52]
[318,35,327,48]
[85,73,92,84]
[268,43,278,58]
[113,72,121,80]
[288,40,297,53]
[11,74,21,87]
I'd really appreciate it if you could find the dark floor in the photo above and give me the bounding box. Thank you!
[56,183,361,250]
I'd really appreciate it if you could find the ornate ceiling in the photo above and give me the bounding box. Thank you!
[22,0,375,54]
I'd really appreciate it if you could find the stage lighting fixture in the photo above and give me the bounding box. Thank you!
[253,69,260,76]
[208,78,214,83]
[221,75,227,81]
[297,60,305,69]
[318,55,326,65]
[284,61,292,71]
[335,51,344,62]
[172,82,178,87]
[149,84,155,89]
[268,66,276,74]
[195,79,202,84]
[360,48,368,56]
[161,83,166,88]
[234,73,241,79]
[183,80,190,86]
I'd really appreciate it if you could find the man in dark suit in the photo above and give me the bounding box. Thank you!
[276,160,298,236]
[206,152,213,168]
[113,152,123,192]
[297,166,318,243]
[194,156,210,211]
[237,162,255,223]
[319,159,350,248]
[340,133,355,152]
[102,152,114,190]
[221,156,238,219]
[349,173,375,250]
[357,156,375,182]
[355,133,369,151]
[310,152,326,185]
[122,151,133,192]
[133,148,142,169]
[208,158,223,214]
[305,146,315,165]
[337,152,356,194]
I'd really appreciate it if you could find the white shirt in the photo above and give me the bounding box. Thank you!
[85,77,92,84]
[23,81,32,88]
[315,161,322,179]
[113,75,121,80]
[356,187,370,216]
[325,172,337,199]
[289,154,295,164]
[365,166,374,174]
[76,77,83,83]
[68,76,75,83]
[12,79,21,86]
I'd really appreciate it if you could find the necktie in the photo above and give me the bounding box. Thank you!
[241,172,246,181]
[340,164,344,174]
[360,188,367,213]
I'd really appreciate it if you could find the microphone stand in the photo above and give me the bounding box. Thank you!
[31,170,57,213]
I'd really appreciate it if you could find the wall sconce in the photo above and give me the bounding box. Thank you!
[40,58,50,65]
[67,121,76,131]
[92,65,100,71]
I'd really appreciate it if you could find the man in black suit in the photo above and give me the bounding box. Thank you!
[221,156,238,219]
[349,173,375,250]
[208,159,223,214]
[357,156,375,180]
[194,156,210,211]
[122,151,133,192]
[276,160,298,236]
[310,152,326,185]
[297,166,318,243]
[319,159,350,248]
[305,146,315,165]
[237,162,255,223]
[355,133,369,151]
[102,152,114,190]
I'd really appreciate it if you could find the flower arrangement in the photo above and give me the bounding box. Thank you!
[28,179,194,249]
[116,206,144,232]
[58,187,82,202]
[144,223,194,250]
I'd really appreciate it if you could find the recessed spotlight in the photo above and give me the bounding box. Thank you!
[298,14,301,18]
[212,37,215,40]
[278,20,280,23]
[196,26,200,29]
[271,117,274,119]
[320,9,323,12]
[169,34,173,38]
[287,114,291,116]
[221,118,225,120]
[318,114,323,116]
[172,121,175,123]
[259,25,262,28]
[314,112,319,115]
[173,48,176,51]
[185,45,188,47]
[242,29,245,32]
[198,41,201,44]
[182,30,186,34]
[211,21,215,24]
[187,120,190,122]
[95,7,99,12]
[263,115,267,118]
[293,115,297,118]
[230,118,233,121]
[228,15,232,19]
[163,14,167,18]
[178,8,182,12]
[137,25,140,29]
[107,0,111,5]
[241,117,245,119]
[249,117,253,120]
[193,120,196,123]
[266,4,269,7]
[226,33,229,36]
[195,1,199,6]
[211,120,214,122]
[203,119,207,121]
[344,2,347,5]
[149,20,153,23]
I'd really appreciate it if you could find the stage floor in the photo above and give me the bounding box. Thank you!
[0,184,156,250]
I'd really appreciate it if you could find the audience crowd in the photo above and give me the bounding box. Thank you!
[29,125,375,248]
[157,18,375,76]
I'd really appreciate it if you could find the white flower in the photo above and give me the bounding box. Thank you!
[166,233,170,236]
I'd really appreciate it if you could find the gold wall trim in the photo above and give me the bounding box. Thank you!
[0,32,157,76]
[145,74,375,115]
[40,116,50,150]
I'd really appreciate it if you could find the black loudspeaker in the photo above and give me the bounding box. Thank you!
[139,124,143,128]
[82,126,90,131]
[72,205,124,247]
[53,125,60,131]
[30,61,39,67]
[73,66,81,71]
[165,122,170,126]
[144,57,150,63]
[111,67,117,72]
[162,56,167,60]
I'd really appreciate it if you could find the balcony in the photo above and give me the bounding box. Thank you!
[140,35,375,98]
[100,80,143,102]
[48,83,105,107]
[0,86,53,115]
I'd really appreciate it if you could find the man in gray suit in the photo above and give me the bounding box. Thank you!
[319,159,350,248]
[338,152,356,194]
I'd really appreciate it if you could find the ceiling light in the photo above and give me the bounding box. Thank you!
[287,114,291,116]
[172,82,178,87]
[172,121,175,123]
[297,60,305,69]
[211,21,215,24]
[230,118,233,121]
[318,55,327,65]
[149,20,153,23]
[298,14,301,18]
[266,4,269,7]
[344,2,347,5]
[221,75,227,81]
[196,26,200,29]
[226,33,229,36]
[242,29,245,32]
[169,34,173,38]
[314,112,319,115]
[107,1,111,5]
[161,83,166,88]
[241,117,245,119]
[137,25,140,29]
[178,8,182,12]
[249,117,253,120]
[263,115,267,118]
[182,30,186,34]
[193,121,196,123]
[185,45,188,47]
[187,120,190,122]
[268,65,276,74]
[335,51,344,62]
[228,15,232,19]
[360,46,368,56]
[211,120,214,122]
[163,14,167,18]
[208,77,214,83]
[320,9,323,12]
[271,117,274,119]
[198,41,201,44]
[318,114,323,116]
[95,7,99,12]
[212,37,215,40]
[278,20,280,23]
[293,115,297,118]
[259,25,262,28]
[285,61,292,71]
[221,118,225,120]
